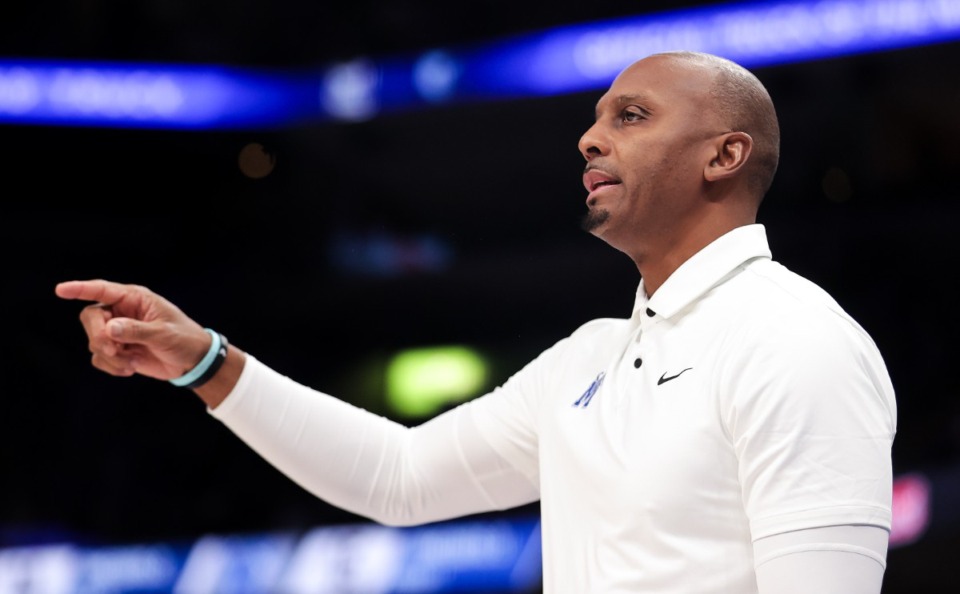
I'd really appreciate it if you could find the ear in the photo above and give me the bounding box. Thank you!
[704,132,752,182]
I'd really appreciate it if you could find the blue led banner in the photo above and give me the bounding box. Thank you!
[0,516,543,594]
[0,470,935,593]
[0,0,958,129]
[0,61,318,129]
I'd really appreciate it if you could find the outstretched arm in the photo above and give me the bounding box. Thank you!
[55,279,540,525]
[211,356,539,525]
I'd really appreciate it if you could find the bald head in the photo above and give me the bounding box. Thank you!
[651,51,781,201]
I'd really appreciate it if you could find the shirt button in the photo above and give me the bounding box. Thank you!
[645,308,656,317]
[634,358,642,368]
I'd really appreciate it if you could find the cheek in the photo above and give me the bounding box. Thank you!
[621,155,672,199]
[621,161,693,220]
[653,151,701,195]
[617,140,694,205]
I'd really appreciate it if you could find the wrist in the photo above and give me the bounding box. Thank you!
[194,345,246,409]
[169,328,228,389]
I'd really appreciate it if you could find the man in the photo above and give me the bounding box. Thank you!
[56,51,897,593]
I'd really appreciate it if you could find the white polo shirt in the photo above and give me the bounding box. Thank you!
[211,224,896,593]
[468,223,897,592]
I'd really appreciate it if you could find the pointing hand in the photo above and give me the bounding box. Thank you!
[55,279,211,381]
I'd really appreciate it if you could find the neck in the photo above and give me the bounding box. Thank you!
[634,215,755,296]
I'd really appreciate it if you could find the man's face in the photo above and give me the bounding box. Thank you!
[578,55,720,259]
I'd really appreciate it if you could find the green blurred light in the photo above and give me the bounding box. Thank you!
[386,345,489,417]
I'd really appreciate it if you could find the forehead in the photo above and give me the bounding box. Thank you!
[595,55,713,113]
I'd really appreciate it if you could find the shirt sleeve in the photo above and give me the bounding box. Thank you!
[208,355,539,526]
[720,307,898,539]
[754,525,888,594]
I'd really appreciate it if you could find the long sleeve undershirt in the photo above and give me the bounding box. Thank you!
[209,355,539,526]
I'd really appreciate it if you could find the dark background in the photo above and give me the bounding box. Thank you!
[2,0,959,591]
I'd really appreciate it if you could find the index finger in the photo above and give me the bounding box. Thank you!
[55,279,135,305]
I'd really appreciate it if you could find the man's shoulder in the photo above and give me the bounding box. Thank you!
[721,258,878,350]
[569,315,632,338]
[736,258,847,316]
[535,315,631,359]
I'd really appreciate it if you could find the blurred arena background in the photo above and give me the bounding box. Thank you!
[2,0,959,591]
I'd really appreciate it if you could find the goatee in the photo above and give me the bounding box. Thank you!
[580,208,609,233]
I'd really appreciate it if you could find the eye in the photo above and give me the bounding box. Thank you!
[621,107,647,123]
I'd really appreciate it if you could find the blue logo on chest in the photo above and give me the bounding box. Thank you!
[572,372,605,408]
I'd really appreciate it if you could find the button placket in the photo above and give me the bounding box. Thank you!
[631,324,644,369]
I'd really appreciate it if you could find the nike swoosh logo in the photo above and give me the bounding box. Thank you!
[657,367,692,385]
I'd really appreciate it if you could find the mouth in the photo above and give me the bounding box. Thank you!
[590,179,619,191]
[583,168,622,202]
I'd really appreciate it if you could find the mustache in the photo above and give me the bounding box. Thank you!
[583,162,616,175]
[583,163,616,176]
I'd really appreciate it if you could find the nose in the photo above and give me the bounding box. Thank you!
[578,121,607,161]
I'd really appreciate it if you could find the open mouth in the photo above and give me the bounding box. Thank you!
[591,180,619,191]
[583,168,622,194]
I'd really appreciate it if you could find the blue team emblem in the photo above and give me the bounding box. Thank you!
[572,372,605,408]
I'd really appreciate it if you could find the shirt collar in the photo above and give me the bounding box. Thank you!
[633,224,773,320]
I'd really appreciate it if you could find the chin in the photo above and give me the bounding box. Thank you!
[580,208,610,233]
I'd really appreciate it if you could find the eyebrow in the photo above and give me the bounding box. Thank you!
[594,94,654,120]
